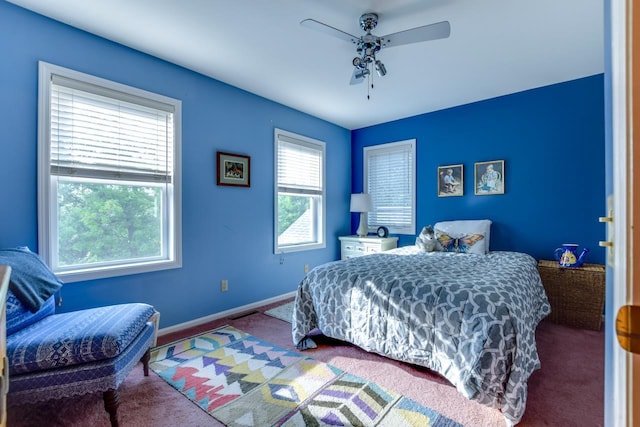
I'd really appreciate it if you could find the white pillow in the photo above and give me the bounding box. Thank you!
[433,219,492,254]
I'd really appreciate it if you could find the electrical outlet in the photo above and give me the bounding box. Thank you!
[304,264,309,273]
[221,279,228,292]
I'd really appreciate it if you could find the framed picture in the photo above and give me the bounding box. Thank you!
[438,164,463,197]
[216,151,250,187]
[474,160,505,195]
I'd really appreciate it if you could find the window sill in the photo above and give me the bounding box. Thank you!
[56,259,182,283]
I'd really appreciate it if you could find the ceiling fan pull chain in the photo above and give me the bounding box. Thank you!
[367,64,373,100]
[371,66,375,90]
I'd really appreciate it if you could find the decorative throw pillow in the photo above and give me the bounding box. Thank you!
[436,231,485,254]
[433,219,492,254]
[0,247,63,313]
[6,290,56,335]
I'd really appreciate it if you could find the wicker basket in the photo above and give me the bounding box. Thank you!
[537,260,605,331]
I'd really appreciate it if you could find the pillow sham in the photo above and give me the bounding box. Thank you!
[433,219,492,254]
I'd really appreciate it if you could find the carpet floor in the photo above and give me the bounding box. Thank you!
[7,298,604,426]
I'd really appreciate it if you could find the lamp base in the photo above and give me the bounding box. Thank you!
[356,212,368,237]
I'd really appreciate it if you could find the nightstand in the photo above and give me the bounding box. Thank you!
[338,235,398,260]
[537,260,605,331]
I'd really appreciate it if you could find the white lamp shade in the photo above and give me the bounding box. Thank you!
[350,193,373,212]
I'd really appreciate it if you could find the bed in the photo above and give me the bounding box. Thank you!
[292,221,550,426]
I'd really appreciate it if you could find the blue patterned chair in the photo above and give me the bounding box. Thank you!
[1,248,156,427]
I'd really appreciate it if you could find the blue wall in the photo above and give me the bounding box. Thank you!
[352,75,606,264]
[0,2,351,327]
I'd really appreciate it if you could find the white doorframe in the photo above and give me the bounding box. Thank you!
[610,0,631,425]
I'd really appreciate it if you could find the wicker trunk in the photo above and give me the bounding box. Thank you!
[537,260,605,331]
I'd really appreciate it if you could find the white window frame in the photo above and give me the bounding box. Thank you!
[37,61,182,282]
[274,128,326,253]
[364,139,416,235]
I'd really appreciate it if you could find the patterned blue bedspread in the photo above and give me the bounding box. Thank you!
[292,247,550,425]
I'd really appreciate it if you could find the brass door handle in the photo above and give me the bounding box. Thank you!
[599,241,613,247]
[616,305,640,354]
[599,216,613,222]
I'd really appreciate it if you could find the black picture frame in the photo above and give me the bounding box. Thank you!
[216,151,250,187]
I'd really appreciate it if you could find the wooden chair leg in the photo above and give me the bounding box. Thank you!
[141,347,150,376]
[102,347,150,426]
[103,389,120,427]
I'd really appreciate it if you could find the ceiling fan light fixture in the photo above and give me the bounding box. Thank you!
[375,60,387,76]
[354,68,370,80]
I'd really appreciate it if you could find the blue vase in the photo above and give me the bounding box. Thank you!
[554,244,589,267]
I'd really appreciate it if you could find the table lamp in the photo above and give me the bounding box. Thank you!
[350,193,373,237]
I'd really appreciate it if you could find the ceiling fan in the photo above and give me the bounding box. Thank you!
[301,12,451,87]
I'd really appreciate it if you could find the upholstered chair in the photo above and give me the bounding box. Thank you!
[1,248,156,426]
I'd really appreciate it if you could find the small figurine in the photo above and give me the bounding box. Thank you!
[415,225,437,252]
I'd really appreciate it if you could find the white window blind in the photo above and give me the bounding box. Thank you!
[277,135,323,196]
[50,74,174,183]
[365,139,416,235]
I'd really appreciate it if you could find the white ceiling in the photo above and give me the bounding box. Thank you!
[9,0,604,130]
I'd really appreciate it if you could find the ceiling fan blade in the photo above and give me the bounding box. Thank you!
[381,21,450,48]
[300,18,360,44]
[350,68,367,85]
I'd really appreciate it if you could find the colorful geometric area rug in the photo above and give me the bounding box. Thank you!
[150,325,462,426]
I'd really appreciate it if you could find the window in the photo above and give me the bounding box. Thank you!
[274,129,325,253]
[364,139,416,235]
[38,62,182,282]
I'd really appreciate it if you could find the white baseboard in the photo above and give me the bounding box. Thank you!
[157,291,296,337]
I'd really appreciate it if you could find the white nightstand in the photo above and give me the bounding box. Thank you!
[338,235,398,260]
